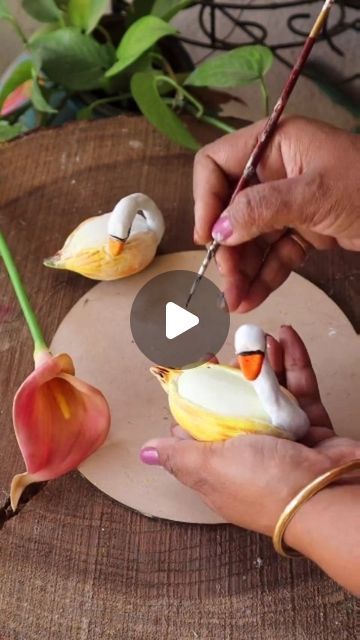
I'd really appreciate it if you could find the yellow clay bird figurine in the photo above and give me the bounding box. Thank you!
[44,193,165,280]
[151,324,309,442]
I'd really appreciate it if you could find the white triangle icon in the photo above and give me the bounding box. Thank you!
[166,302,199,340]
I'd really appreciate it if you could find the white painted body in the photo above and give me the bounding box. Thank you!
[251,357,309,439]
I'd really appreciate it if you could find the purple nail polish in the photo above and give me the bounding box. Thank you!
[140,447,160,465]
[212,215,233,242]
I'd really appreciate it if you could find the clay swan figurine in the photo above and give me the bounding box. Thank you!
[44,193,165,280]
[151,324,309,442]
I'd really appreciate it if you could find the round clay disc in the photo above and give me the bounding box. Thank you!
[51,251,360,523]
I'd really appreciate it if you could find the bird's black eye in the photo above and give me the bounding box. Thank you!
[110,233,127,242]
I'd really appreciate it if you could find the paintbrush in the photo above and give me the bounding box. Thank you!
[185,0,335,309]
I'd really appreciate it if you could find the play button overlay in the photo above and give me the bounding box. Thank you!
[130,270,229,368]
[166,302,199,340]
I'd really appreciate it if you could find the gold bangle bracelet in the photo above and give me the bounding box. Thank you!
[273,459,360,558]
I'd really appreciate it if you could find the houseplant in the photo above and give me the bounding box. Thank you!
[0,0,273,148]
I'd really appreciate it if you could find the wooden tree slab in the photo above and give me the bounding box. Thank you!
[0,116,358,640]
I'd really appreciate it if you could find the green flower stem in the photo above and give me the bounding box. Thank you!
[199,114,236,134]
[0,232,48,353]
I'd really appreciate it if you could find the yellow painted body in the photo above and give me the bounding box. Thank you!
[44,216,158,280]
[151,364,288,442]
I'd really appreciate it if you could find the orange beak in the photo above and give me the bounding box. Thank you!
[237,351,264,381]
[108,236,125,257]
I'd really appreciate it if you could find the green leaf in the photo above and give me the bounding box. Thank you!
[106,16,176,77]
[31,78,57,113]
[32,27,113,91]
[131,71,199,151]
[0,120,26,141]
[151,0,193,21]
[0,60,33,110]
[185,46,273,88]
[22,0,62,22]
[29,22,60,44]
[0,0,12,20]
[68,0,108,34]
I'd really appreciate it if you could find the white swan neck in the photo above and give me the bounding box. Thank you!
[252,358,281,415]
[108,193,165,243]
[133,193,165,242]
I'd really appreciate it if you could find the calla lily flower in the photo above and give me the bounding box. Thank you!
[0,232,110,511]
[11,350,110,511]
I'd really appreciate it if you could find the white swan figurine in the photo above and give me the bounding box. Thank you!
[44,193,165,280]
[234,324,310,440]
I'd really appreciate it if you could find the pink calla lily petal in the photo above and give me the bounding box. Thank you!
[11,351,111,510]
[1,80,32,117]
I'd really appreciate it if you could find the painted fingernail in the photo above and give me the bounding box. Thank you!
[212,215,233,242]
[140,447,160,465]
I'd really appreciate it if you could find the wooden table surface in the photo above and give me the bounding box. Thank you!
[0,117,358,640]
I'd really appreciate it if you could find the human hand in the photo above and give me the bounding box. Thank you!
[140,326,360,538]
[193,117,360,312]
